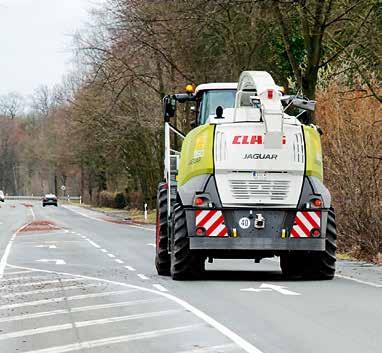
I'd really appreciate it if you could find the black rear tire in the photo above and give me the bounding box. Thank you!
[155,183,171,276]
[170,204,204,280]
[280,209,337,280]
[304,208,337,280]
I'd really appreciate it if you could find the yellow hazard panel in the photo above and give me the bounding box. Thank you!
[304,126,323,181]
[177,124,215,186]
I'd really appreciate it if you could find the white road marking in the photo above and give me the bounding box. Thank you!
[86,239,101,248]
[147,243,156,247]
[75,309,182,328]
[336,274,382,288]
[21,324,203,353]
[2,283,98,298]
[137,274,149,280]
[100,249,107,253]
[3,270,34,276]
[36,259,66,265]
[240,284,300,296]
[5,278,85,288]
[30,207,36,220]
[125,265,136,271]
[0,309,183,341]
[81,236,86,239]
[152,284,168,292]
[107,253,116,258]
[0,213,33,278]
[0,289,138,310]
[0,275,60,283]
[35,245,57,249]
[0,298,165,323]
[63,205,155,231]
[178,343,238,353]
[115,259,124,264]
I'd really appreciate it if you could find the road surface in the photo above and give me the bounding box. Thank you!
[0,201,381,353]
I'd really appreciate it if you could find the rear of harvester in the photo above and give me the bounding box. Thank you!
[156,71,336,280]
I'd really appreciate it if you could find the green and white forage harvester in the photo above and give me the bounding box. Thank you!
[156,71,336,280]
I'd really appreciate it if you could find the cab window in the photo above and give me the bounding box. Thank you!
[198,89,236,125]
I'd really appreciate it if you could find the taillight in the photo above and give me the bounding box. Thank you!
[311,229,321,237]
[311,198,322,208]
[195,227,205,236]
[193,195,212,208]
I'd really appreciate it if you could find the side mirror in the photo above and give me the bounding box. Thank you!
[215,106,224,119]
[163,95,176,122]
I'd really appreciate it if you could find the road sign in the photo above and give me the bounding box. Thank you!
[240,283,301,296]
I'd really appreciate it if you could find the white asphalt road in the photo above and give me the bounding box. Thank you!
[0,201,381,353]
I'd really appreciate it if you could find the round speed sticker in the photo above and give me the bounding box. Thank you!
[239,217,251,229]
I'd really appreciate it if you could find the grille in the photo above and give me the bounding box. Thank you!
[293,132,305,163]
[229,179,290,201]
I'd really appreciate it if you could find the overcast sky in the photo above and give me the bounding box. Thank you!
[0,0,99,97]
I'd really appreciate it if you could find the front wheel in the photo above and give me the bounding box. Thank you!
[170,204,204,280]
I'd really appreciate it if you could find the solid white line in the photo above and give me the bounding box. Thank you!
[0,298,165,323]
[0,309,183,341]
[3,270,34,276]
[125,266,136,271]
[0,219,32,278]
[5,277,85,288]
[30,207,36,221]
[75,309,182,328]
[137,274,149,280]
[0,289,138,310]
[21,324,203,353]
[107,253,116,258]
[2,283,99,298]
[86,239,101,248]
[8,264,265,353]
[336,274,382,288]
[115,259,124,264]
[152,284,168,292]
[0,275,64,283]
[62,205,155,231]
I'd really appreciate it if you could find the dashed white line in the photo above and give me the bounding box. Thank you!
[147,243,156,247]
[107,253,116,258]
[100,249,107,253]
[86,239,101,249]
[137,274,149,280]
[152,284,168,292]
[115,259,124,264]
[125,266,136,271]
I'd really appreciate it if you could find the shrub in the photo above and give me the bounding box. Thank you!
[98,190,116,208]
[317,84,382,263]
[114,192,127,209]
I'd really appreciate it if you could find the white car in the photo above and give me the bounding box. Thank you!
[0,190,4,202]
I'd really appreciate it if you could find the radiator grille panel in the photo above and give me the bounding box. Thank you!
[229,180,290,201]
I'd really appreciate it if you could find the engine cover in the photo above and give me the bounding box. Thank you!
[214,123,305,207]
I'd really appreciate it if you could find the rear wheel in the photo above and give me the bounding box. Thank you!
[170,204,204,280]
[280,209,337,280]
[155,183,171,276]
[304,208,337,280]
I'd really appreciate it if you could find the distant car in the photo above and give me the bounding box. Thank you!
[42,194,58,207]
[0,190,4,202]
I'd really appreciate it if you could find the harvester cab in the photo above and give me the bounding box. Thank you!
[157,71,336,281]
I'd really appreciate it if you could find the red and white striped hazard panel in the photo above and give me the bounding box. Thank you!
[291,211,321,238]
[195,210,228,237]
